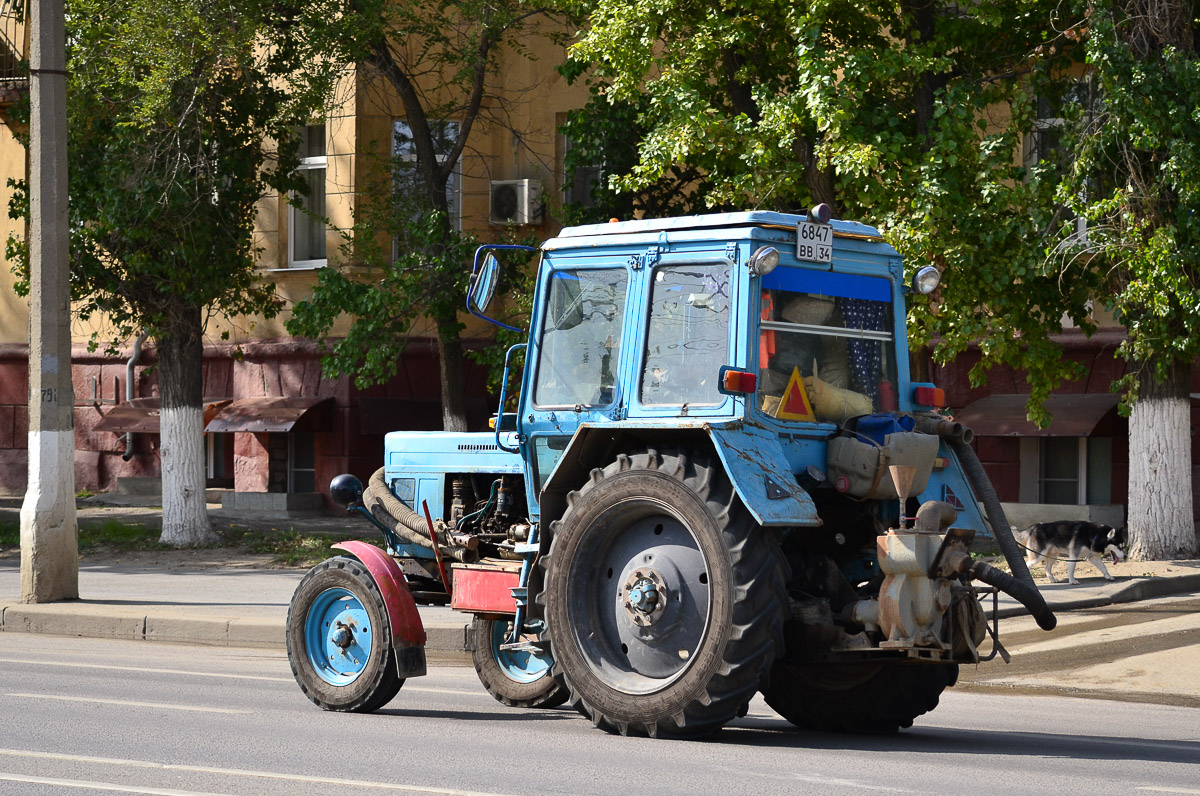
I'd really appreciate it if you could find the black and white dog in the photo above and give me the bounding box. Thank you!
[1013,522,1127,584]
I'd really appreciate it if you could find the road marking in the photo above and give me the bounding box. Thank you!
[405,686,484,697]
[726,765,912,792]
[0,749,527,796]
[4,693,252,714]
[0,772,234,795]
[0,657,292,682]
[1138,788,1200,795]
[0,659,480,696]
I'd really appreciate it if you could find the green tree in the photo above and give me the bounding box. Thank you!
[565,0,1099,415]
[1058,0,1199,558]
[10,0,339,545]
[286,0,559,432]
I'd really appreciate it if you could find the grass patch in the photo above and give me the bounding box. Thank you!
[0,520,17,547]
[238,529,375,568]
[78,520,169,552]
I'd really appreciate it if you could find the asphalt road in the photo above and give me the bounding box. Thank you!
[0,634,1197,796]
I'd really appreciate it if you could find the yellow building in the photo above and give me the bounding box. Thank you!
[0,12,591,507]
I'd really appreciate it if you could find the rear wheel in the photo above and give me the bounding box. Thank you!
[286,556,404,712]
[471,617,569,708]
[763,661,957,733]
[539,449,788,738]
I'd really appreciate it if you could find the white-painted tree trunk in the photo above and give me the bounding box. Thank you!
[1127,393,1196,560]
[159,405,217,546]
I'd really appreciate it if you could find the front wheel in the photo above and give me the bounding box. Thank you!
[286,556,404,712]
[539,449,789,738]
[471,617,569,709]
[763,662,957,733]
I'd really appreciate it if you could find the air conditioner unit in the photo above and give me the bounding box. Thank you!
[489,179,543,225]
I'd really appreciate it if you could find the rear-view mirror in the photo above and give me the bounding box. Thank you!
[469,253,502,315]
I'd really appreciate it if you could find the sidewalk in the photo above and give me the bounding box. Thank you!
[0,560,473,654]
[3,548,1199,652]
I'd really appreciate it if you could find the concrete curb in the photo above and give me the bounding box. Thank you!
[994,573,1200,619]
[0,600,471,653]
[5,573,1199,653]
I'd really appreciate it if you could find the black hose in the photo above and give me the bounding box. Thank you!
[946,436,1056,630]
[968,560,1057,631]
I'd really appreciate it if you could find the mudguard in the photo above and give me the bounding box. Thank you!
[332,541,427,677]
[707,421,821,528]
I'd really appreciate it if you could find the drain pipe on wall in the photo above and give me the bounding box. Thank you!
[122,332,147,461]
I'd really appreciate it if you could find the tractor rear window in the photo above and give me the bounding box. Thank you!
[533,268,628,407]
[756,269,896,424]
[641,263,731,406]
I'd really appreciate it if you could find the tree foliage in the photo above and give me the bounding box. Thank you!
[563,0,1105,423]
[9,0,341,544]
[286,0,558,432]
[1059,0,1200,402]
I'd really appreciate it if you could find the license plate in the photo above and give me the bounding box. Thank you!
[796,221,832,263]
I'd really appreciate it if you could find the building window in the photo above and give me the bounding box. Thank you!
[1029,436,1112,505]
[205,432,232,488]
[289,124,327,267]
[562,130,602,209]
[393,120,461,231]
[288,432,316,493]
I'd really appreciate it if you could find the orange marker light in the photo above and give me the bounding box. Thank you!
[720,368,758,395]
[912,386,946,408]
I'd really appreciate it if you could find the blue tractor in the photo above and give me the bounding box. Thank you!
[285,209,1057,737]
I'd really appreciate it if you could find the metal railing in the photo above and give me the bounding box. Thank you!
[0,0,26,85]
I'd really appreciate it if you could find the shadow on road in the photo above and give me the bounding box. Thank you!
[720,717,1200,765]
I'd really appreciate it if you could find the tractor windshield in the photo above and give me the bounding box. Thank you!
[756,269,896,424]
[533,268,628,407]
[641,263,731,406]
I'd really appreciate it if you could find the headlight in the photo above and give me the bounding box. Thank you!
[912,265,941,294]
[748,246,780,276]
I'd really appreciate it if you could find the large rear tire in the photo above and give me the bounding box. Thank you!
[763,661,957,733]
[286,556,404,712]
[471,617,569,709]
[539,449,788,738]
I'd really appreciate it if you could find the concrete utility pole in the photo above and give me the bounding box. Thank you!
[20,0,77,603]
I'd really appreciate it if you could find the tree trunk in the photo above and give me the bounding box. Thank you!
[438,330,469,433]
[156,306,218,546]
[1127,362,1197,560]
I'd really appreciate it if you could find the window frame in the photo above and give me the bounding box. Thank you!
[393,119,462,238]
[288,124,328,269]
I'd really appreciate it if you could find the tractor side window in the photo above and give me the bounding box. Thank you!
[641,263,731,406]
[756,269,895,424]
[533,268,628,407]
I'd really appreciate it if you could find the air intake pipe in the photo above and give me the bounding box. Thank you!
[942,433,1057,631]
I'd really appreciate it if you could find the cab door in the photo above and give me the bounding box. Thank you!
[517,255,635,519]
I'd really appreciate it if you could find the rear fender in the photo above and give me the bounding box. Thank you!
[707,421,820,528]
[332,541,427,677]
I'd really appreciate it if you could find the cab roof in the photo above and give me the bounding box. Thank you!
[550,211,883,242]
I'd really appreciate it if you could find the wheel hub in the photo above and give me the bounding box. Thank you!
[331,621,354,649]
[622,568,667,627]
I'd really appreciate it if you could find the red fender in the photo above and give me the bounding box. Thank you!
[332,541,427,652]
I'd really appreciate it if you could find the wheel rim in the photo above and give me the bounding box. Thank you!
[566,498,712,695]
[491,620,552,684]
[305,586,374,686]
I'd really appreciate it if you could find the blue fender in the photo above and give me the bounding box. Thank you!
[706,421,821,528]
[332,541,427,678]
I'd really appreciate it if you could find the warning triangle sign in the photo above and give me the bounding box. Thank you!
[776,366,816,422]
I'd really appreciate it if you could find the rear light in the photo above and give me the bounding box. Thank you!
[719,367,757,395]
[912,385,946,408]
